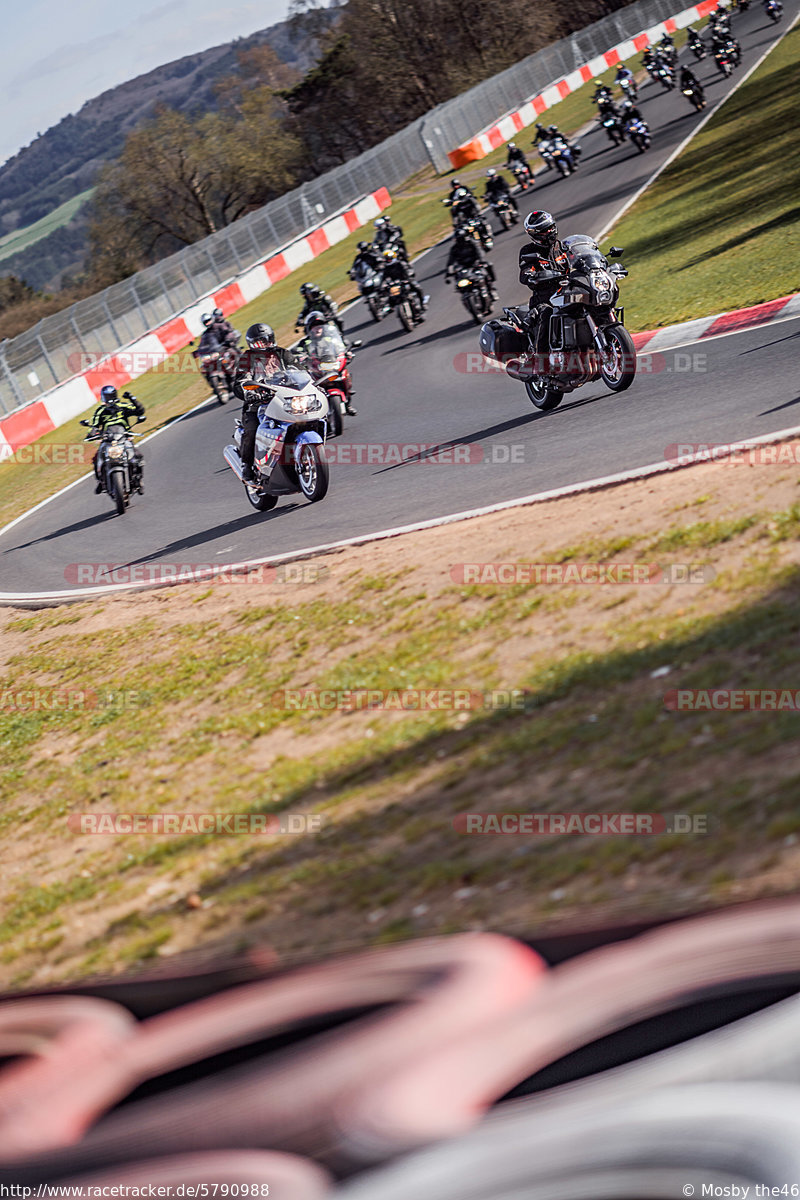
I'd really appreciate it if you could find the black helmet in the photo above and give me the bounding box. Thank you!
[304,310,327,334]
[300,282,319,299]
[523,210,559,250]
[451,178,461,188]
[245,323,275,349]
[212,307,223,320]
[535,123,547,133]
[357,240,369,251]
[201,313,214,327]
[100,384,118,406]
[548,124,558,134]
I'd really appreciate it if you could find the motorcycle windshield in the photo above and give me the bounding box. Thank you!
[267,369,314,392]
[307,327,346,360]
[104,422,131,439]
[562,235,608,272]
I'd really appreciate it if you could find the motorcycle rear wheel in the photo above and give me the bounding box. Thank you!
[109,469,127,516]
[297,444,329,503]
[525,379,564,412]
[244,482,279,512]
[600,325,637,393]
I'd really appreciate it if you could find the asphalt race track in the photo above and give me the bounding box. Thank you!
[2,1,798,597]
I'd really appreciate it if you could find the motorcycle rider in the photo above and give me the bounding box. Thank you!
[620,97,646,124]
[505,142,531,180]
[680,64,705,98]
[349,240,382,283]
[88,385,145,494]
[483,168,519,214]
[373,216,408,260]
[444,231,499,300]
[210,308,238,347]
[301,311,357,416]
[517,211,567,363]
[233,323,302,483]
[532,123,550,144]
[295,282,343,334]
[381,246,427,320]
[657,31,677,63]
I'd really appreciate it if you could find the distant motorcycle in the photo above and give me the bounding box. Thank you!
[625,117,651,152]
[479,237,634,412]
[600,112,626,146]
[81,417,144,516]
[385,276,428,332]
[454,266,494,324]
[714,42,735,75]
[619,76,639,101]
[549,136,580,174]
[353,263,389,322]
[682,80,706,110]
[224,371,330,511]
[687,29,707,59]
[764,0,782,19]
[509,161,534,191]
[490,194,520,231]
[654,59,676,90]
[193,343,238,404]
[457,213,494,252]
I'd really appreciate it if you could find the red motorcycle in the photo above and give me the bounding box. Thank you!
[300,321,362,437]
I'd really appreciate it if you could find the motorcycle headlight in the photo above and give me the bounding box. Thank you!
[107,444,125,459]
[283,393,322,414]
[457,279,470,288]
[591,270,615,304]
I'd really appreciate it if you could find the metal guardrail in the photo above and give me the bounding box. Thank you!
[0,0,683,419]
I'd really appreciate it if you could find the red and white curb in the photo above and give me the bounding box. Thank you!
[632,292,800,353]
[447,0,721,167]
[0,188,391,465]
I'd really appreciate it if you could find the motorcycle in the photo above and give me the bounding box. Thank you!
[600,112,626,146]
[373,230,408,262]
[654,59,676,90]
[224,370,330,511]
[765,0,782,19]
[619,76,639,101]
[478,236,635,412]
[490,194,520,231]
[713,43,735,74]
[457,213,494,252]
[509,161,534,191]
[384,275,428,332]
[300,323,362,438]
[454,266,494,325]
[549,135,580,174]
[353,262,389,322]
[682,80,706,110]
[192,339,239,404]
[687,30,707,59]
[625,117,651,152]
[537,139,556,171]
[80,417,145,516]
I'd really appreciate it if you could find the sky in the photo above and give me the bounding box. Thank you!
[1,0,293,166]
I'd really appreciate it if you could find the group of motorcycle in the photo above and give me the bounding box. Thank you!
[593,80,652,153]
[348,220,430,330]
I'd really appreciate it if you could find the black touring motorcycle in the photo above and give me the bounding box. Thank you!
[479,235,635,411]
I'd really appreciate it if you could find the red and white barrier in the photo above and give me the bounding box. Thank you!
[0,188,391,460]
[631,291,800,353]
[447,0,720,167]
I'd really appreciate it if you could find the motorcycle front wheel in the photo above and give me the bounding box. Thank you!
[367,295,382,322]
[326,392,344,438]
[600,325,637,393]
[525,379,564,412]
[108,468,127,515]
[297,444,329,503]
[398,301,414,332]
[500,209,513,231]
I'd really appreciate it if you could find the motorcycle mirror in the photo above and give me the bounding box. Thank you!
[608,246,625,256]
[351,339,363,349]
[79,419,90,426]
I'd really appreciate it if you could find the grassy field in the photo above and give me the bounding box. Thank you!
[3,457,800,985]
[0,189,94,264]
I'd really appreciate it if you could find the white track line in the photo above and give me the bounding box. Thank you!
[5,419,800,607]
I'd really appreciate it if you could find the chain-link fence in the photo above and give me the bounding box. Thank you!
[0,0,687,420]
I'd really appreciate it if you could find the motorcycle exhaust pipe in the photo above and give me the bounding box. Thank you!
[223,445,244,480]
[505,358,537,383]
